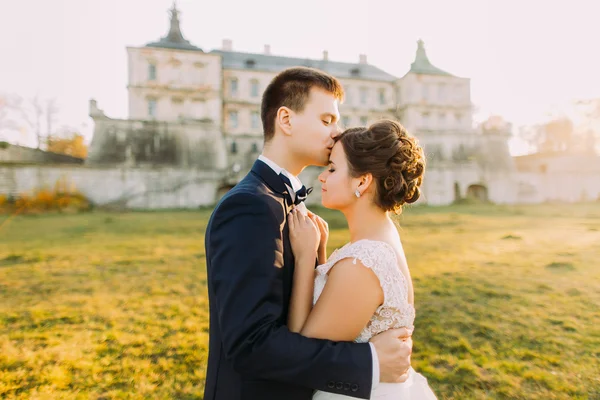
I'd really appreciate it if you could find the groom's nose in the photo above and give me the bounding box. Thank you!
[331,125,341,139]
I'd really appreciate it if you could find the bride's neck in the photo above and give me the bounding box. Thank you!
[343,202,390,243]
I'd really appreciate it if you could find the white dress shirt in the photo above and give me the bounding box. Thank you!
[258,154,304,201]
[257,154,380,390]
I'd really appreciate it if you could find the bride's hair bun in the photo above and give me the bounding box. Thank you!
[337,120,425,214]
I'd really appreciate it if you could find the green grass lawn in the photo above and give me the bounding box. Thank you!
[1,203,599,399]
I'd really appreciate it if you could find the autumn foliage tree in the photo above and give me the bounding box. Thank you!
[519,98,600,155]
[46,131,88,158]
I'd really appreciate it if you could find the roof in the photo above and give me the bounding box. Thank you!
[143,7,452,81]
[145,3,202,52]
[211,50,398,82]
[408,39,452,76]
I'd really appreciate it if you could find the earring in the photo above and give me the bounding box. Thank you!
[355,189,361,198]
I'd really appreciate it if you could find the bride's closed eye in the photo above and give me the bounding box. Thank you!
[327,161,335,173]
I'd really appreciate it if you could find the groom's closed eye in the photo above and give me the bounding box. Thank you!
[321,113,338,125]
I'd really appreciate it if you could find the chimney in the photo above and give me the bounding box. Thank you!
[323,50,329,61]
[359,54,367,64]
[222,39,233,51]
[264,44,271,55]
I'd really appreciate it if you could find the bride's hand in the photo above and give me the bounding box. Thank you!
[288,208,320,262]
[307,211,329,255]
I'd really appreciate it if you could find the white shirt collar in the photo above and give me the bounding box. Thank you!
[258,154,304,195]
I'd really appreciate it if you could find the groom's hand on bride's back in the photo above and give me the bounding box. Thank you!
[370,327,413,383]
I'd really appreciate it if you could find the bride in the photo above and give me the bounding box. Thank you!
[288,120,438,399]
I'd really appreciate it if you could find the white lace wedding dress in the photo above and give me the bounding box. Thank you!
[312,239,437,400]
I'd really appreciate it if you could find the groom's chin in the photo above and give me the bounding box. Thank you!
[313,157,330,167]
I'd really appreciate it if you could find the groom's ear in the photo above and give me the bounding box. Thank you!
[277,106,293,136]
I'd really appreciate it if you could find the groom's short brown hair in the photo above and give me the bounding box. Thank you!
[261,67,344,142]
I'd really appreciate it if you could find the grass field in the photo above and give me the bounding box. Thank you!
[1,203,599,399]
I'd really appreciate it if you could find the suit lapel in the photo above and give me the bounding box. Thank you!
[251,160,294,213]
[251,159,296,319]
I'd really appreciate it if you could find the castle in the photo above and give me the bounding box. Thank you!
[0,3,587,208]
[86,3,521,206]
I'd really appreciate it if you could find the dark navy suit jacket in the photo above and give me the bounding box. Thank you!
[203,160,373,400]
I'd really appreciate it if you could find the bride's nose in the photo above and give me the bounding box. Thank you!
[318,172,326,183]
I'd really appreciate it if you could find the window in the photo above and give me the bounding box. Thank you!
[229,111,238,129]
[251,142,259,153]
[438,112,446,126]
[345,86,352,105]
[251,111,260,129]
[422,84,429,101]
[148,99,157,117]
[454,84,462,101]
[230,78,238,97]
[172,97,183,118]
[342,115,350,128]
[250,80,260,97]
[379,89,386,105]
[428,143,445,162]
[169,59,182,83]
[455,112,463,126]
[193,62,204,84]
[360,116,368,126]
[422,112,430,127]
[191,99,205,120]
[148,63,157,81]
[360,87,368,105]
[231,141,238,154]
[438,83,446,102]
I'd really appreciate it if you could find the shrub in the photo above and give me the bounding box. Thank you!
[0,179,91,214]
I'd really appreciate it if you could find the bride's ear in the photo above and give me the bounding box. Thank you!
[358,173,374,192]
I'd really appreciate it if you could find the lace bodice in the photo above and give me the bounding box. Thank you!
[313,239,415,343]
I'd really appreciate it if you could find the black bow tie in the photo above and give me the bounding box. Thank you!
[279,173,313,205]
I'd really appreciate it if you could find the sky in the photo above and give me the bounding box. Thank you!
[1,0,599,155]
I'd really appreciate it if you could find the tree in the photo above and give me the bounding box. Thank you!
[540,118,574,153]
[0,94,58,149]
[0,94,21,142]
[519,117,575,154]
[574,98,600,154]
[20,96,58,149]
[46,129,88,159]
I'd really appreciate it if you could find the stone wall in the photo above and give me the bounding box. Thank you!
[0,165,221,209]
[0,143,83,165]
[515,153,600,203]
[2,160,597,210]
[87,102,228,171]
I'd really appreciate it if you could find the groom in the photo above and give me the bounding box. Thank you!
[204,67,413,400]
